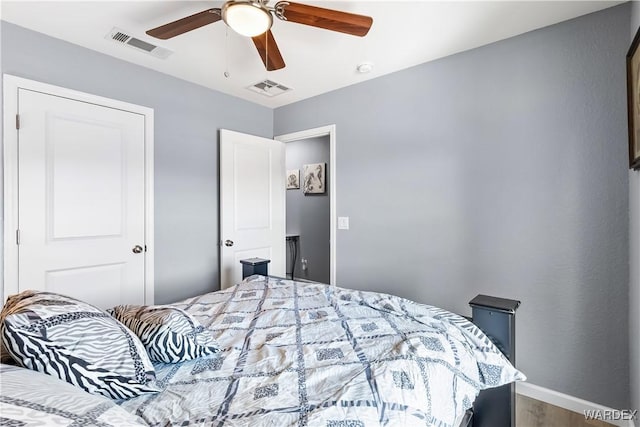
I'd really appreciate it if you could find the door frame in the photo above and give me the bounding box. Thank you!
[275,125,336,285]
[2,74,155,303]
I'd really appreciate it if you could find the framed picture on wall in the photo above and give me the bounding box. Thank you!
[303,163,326,194]
[627,26,640,170]
[287,170,300,189]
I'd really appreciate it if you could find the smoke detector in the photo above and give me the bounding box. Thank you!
[247,79,291,97]
[106,27,173,59]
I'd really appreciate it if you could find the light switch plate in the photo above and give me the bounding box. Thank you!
[338,217,349,230]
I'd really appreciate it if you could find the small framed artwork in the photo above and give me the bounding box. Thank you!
[303,163,326,194]
[627,26,640,169]
[287,170,300,190]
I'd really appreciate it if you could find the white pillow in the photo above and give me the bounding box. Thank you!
[0,363,147,426]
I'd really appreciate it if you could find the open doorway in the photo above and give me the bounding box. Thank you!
[276,125,336,285]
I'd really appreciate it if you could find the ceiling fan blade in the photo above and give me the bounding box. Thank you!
[146,8,222,39]
[252,30,286,71]
[275,1,372,37]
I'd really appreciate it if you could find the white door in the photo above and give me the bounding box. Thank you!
[220,129,285,289]
[17,88,147,309]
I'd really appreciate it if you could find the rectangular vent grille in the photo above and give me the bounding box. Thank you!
[106,27,173,59]
[247,79,292,97]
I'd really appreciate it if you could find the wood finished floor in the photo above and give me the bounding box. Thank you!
[516,395,615,427]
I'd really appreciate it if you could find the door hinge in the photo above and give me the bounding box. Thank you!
[15,114,20,130]
[16,229,20,245]
[144,245,147,252]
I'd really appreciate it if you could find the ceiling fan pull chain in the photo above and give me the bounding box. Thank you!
[224,25,230,78]
[265,31,269,72]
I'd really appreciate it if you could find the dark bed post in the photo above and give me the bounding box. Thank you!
[240,258,271,279]
[469,294,520,427]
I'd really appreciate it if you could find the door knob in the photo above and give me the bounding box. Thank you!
[224,240,234,247]
[132,245,143,254]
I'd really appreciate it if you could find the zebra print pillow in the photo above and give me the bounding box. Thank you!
[0,291,159,400]
[108,305,220,363]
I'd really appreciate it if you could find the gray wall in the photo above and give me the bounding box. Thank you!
[630,4,640,423]
[285,136,330,283]
[0,21,273,304]
[275,4,631,409]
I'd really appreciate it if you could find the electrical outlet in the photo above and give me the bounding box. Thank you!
[301,258,308,271]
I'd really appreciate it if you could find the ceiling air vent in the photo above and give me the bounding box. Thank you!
[247,80,291,97]
[106,27,173,59]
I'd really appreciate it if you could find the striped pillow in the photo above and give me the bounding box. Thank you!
[108,305,220,363]
[0,291,159,400]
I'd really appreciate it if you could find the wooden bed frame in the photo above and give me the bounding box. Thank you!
[241,260,521,427]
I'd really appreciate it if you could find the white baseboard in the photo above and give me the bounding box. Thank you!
[517,382,636,427]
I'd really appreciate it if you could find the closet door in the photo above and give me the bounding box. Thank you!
[17,88,147,309]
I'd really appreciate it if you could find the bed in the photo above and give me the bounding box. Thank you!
[0,275,525,426]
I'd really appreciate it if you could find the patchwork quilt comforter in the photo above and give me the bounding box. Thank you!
[118,276,524,426]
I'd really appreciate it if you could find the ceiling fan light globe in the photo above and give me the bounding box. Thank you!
[223,2,273,38]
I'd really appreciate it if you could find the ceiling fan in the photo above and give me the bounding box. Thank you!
[146,0,373,71]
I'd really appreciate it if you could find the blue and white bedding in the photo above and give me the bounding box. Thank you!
[0,276,524,426]
[116,276,525,426]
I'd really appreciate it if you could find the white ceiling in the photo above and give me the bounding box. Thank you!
[1,0,623,108]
